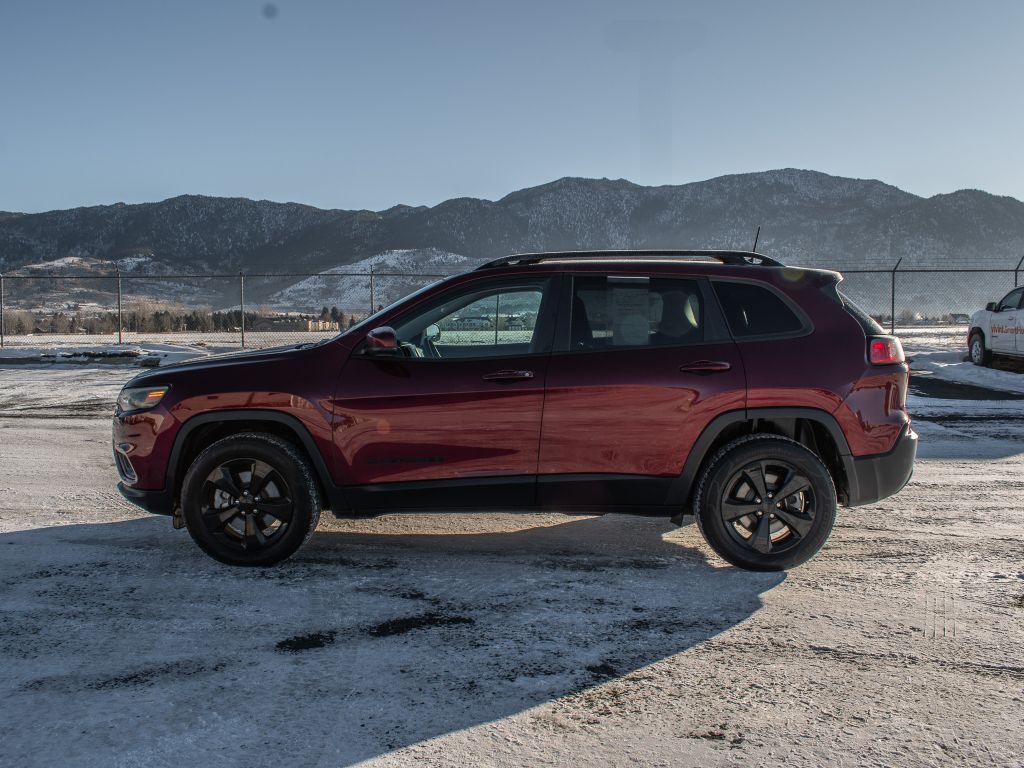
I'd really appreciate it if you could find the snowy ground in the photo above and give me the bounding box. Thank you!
[1,360,1023,767]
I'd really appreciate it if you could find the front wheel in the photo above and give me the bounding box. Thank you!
[969,333,991,367]
[181,433,321,566]
[693,436,837,571]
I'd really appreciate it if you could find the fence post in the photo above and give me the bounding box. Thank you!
[1016,254,1024,287]
[369,265,375,314]
[0,273,4,348]
[117,270,123,344]
[239,272,246,349]
[890,257,902,334]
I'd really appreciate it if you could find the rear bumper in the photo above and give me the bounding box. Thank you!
[117,482,174,516]
[843,423,918,507]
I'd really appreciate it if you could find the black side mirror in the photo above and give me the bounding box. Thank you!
[986,302,998,312]
[364,326,400,356]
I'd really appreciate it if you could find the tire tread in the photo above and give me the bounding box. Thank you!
[692,434,836,571]
[181,432,321,566]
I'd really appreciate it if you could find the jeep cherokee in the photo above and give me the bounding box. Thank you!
[113,250,917,570]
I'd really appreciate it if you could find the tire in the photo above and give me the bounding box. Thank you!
[181,433,321,566]
[969,333,991,367]
[693,435,837,571]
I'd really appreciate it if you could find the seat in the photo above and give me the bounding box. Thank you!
[651,289,701,346]
[613,312,649,346]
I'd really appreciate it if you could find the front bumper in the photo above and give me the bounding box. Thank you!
[117,482,174,516]
[843,423,918,507]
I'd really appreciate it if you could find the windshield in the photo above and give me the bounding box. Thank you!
[336,277,452,339]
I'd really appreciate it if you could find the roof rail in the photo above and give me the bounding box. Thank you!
[476,249,785,270]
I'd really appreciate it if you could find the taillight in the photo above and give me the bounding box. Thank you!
[869,336,905,365]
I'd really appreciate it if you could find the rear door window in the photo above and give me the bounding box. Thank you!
[712,281,806,338]
[570,275,704,350]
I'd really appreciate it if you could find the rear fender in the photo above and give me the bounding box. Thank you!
[668,407,853,507]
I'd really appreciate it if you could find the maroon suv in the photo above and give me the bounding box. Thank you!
[113,250,917,570]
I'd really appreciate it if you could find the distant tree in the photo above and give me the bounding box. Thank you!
[330,306,340,323]
[320,306,330,321]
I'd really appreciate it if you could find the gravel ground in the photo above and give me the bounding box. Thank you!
[0,366,1022,767]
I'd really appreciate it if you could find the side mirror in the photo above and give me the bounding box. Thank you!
[424,323,441,342]
[986,302,998,312]
[364,326,399,355]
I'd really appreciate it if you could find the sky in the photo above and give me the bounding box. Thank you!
[1,0,1023,213]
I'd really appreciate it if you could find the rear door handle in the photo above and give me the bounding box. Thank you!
[679,360,731,375]
[482,369,535,383]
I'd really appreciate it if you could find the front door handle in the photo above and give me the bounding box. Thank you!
[679,360,732,375]
[482,369,535,383]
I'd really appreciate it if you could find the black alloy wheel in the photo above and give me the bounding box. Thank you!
[694,435,837,571]
[201,458,294,551]
[719,459,815,556]
[181,433,321,566]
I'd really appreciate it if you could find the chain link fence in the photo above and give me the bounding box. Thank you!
[838,267,1021,351]
[0,270,452,350]
[0,264,1021,351]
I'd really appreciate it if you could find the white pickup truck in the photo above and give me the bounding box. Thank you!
[968,286,1024,365]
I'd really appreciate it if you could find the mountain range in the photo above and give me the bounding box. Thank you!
[3,169,1023,312]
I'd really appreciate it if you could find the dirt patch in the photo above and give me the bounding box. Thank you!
[21,659,226,692]
[276,631,338,652]
[585,662,619,679]
[368,613,474,637]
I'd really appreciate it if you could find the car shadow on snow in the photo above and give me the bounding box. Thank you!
[0,514,784,767]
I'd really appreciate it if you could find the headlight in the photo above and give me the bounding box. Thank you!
[116,385,169,414]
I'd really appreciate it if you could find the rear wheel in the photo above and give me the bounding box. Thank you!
[693,435,836,571]
[181,433,321,566]
[969,333,991,366]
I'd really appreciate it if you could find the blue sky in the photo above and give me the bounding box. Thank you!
[2,0,1022,213]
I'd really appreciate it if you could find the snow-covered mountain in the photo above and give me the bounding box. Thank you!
[267,249,479,314]
[2,169,1023,310]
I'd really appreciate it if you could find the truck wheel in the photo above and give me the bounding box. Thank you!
[693,435,836,571]
[969,333,991,366]
[181,433,321,566]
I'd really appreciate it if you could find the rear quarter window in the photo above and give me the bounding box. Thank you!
[712,281,806,338]
[837,289,884,335]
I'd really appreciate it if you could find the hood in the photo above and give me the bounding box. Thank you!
[125,340,332,387]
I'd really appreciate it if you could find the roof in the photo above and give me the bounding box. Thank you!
[476,249,785,270]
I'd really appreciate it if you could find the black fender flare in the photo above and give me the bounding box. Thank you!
[666,407,853,506]
[166,409,346,512]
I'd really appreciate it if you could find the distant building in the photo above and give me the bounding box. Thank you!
[251,316,339,332]
[447,315,492,330]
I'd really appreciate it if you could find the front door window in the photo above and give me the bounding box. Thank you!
[392,281,548,359]
[992,288,1023,352]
